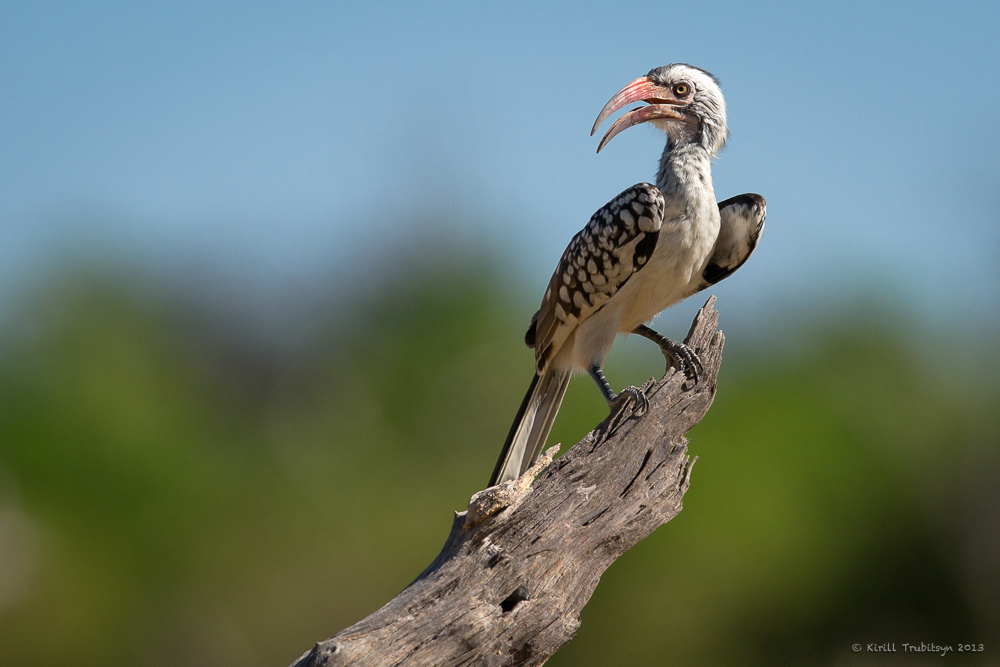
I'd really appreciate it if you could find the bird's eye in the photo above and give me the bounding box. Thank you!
[673,83,690,96]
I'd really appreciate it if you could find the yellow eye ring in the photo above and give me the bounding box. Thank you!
[673,83,689,96]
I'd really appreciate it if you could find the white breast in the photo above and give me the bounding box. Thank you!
[558,197,719,373]
[617,201,719,331]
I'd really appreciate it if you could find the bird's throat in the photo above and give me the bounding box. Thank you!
[656,142,714,201]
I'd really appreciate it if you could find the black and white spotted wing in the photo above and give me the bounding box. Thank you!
[701,193,766,289]
[527,183,665,373]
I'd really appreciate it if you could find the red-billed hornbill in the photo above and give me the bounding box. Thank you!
[490,63,766,486]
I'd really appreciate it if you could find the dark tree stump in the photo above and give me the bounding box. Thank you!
[292,297,725,667]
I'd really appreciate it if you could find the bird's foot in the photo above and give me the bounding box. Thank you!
[632,325,703,384]
[661,339,703,384]
[610,385,649,418]
[589,364,651,437]
[599,383,652,439]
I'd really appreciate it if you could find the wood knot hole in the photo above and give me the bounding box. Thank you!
[500,586,530,613]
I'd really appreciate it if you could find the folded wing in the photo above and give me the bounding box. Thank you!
[529,183,665,373]
[701,193,766,288]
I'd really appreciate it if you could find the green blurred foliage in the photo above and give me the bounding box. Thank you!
[0,259,996,666]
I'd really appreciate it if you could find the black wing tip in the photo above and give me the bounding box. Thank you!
[703,193,767,289]
[524,311,538,348]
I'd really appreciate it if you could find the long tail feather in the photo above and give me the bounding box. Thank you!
[489,370,571,486]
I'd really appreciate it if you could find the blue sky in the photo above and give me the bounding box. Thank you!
[2,1,998,329]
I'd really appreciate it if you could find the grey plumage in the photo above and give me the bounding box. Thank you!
[489,64,765,486]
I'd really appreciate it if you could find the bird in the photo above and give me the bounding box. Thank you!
[489,63,766,487]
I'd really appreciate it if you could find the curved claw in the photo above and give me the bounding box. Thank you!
[597,384,651,441]
[611,385,649,417]
[666,342,702,384]
[631,324,703,385]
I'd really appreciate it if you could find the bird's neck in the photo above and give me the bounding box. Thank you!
[655,142,715,201]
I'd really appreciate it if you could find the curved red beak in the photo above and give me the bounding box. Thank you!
[592,76,687,153]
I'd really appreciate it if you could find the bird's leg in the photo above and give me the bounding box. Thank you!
[588,364,649,416]
[632,324,702,383]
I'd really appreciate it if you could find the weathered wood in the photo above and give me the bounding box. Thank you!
[291,297,725,667]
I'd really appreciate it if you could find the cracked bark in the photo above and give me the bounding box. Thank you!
[291,297,725,667]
